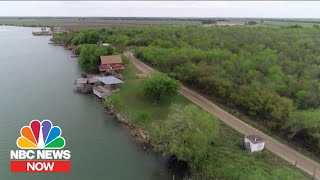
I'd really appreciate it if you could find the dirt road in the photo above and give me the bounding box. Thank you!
[124,52,320,179]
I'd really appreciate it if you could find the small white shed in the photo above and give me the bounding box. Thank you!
[243,134,266,153]
[102,43,111,47]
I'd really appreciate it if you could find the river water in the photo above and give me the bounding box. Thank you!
[0,26,170,180]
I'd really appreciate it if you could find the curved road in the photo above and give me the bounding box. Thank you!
[124,52,320,179]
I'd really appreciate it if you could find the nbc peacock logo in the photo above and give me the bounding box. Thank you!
[17,120,65,149]
[10,119,71,173]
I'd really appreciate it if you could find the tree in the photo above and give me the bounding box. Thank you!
[201,20,217,25]
[141,72,181,102]
[86,31,99,44]
[151,104,219,177]
[247,21,257,25]
[78,44,115,73]
[74,45,83,55]
[71,32,87,45]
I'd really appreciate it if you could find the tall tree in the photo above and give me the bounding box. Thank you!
[141,72,181,102]
[151,104,219,178]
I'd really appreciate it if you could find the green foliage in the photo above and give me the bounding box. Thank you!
[201,20,217,24]
[247,21,257,25]
[286,110,320,151]
[231,86,294,128]
[50,32,75,44]
[132,111,152,125]
[103,93,124,111]
[104,60,306,179]
[78,44,115,73]
[52,26,320,154]
[286,24,303,28]
[313,24,320,28]
[141,72,181,102]
[151,104,219,177]
[71,32,87,45]
[86,31,99,44]
[71,31,100,45]
[74,45,83,55]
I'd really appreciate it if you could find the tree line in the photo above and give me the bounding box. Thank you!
[51,26,320,154]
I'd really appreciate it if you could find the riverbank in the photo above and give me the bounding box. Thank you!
[0,26,172,180]
[100,56,309,179]
[105,105,151,149]
[49,31,310,179]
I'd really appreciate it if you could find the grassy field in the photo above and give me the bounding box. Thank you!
[103,56,309,179]
[1,17,319,30]
[0,17,201,30]
[203,91,320,163]
[254,21,318,28]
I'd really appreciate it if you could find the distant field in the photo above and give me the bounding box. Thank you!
[0,18,202,30]
[1,17,319,30]
[254,21,319,28]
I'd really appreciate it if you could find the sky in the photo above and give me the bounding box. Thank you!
[0,1,319,18]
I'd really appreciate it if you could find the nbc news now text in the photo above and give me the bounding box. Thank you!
[10,120,71,173]
[10,150,71,172]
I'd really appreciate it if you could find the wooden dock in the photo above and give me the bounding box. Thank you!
[32,31,52,36]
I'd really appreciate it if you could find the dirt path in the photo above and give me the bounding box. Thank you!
[124,52,320,179]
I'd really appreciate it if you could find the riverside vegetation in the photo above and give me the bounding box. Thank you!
[51,26,316,179]
[104,57,306,179]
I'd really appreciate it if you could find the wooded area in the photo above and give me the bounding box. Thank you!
[52,25,320,156]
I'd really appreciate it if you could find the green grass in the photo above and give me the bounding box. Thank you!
[2,18,318,31]
[197,91,320,163]
[253,21,318,28]
[208,123,308,180]
[105,56,191,126]
[0,18,201,29]
[103,56,309,179]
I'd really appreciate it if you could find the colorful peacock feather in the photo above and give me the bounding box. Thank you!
[17,120,65,149]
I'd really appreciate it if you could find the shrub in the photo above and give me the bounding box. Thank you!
[78,44,115,73]
[141,72,181,102]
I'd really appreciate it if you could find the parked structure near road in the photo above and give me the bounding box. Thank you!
[93,76,123,98]
[99,55,125,74]
[242,134,266,153]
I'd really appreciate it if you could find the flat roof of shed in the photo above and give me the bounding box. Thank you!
[95,76,123,85]
[245,134,265,144]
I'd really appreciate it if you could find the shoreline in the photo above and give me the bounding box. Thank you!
[58,42,154,152]
[50,29,312,179]
[105,105,151,150]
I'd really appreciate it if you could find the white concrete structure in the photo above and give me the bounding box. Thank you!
[243,135,266,153]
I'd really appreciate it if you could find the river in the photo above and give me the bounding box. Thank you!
[0,26,170,180]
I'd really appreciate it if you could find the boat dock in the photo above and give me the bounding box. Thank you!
[74,76,123,98]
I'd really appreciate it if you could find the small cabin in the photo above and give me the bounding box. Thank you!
[93,76,123,98]
[99,55,125,74]
[242,134,266,153]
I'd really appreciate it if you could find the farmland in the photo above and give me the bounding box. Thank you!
[1,17,320,30]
